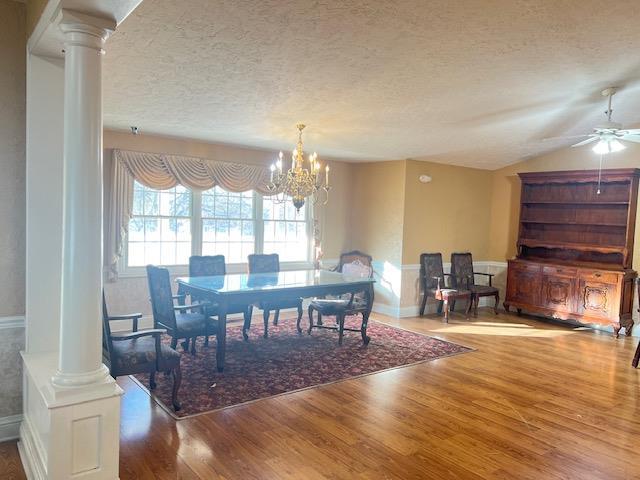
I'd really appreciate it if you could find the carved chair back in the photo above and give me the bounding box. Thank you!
[420,253,445,291]
[335,250,373,273]
[450,252,475,289]
[248,253,280,273]
[189,255,226,277]
[146,265,178,332]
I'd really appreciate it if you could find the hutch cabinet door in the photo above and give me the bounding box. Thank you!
[541,275,576,313]
[507,263,541,305]
[576,279,617,320]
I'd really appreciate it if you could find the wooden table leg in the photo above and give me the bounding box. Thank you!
[361,283,374,345]
[216,300,227,373]
[633,341,640,368]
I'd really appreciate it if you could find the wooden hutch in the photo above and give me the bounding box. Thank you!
[504,168,639,337]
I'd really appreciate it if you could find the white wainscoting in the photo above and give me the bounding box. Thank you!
[371,261,509,318]
[0,315,25,442]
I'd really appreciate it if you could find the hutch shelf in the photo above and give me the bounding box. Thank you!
[503,168,639,337]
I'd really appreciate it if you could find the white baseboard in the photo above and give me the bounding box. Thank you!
[0,414,22,442]
[18,416,46,480]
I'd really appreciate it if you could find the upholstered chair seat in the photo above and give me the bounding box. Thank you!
[111,336,181,375]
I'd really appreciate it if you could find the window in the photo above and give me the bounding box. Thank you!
[128,183,192,266]
[125,182,311,269]
[201,187,255,263]
[263,196,309,262]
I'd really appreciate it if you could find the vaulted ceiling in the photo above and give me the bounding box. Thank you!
[104,0,640,169]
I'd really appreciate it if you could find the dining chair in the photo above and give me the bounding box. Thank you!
[102,291,182,411]
[450,252,499,316]
[246,253,303,338]
[308,251,374,345]
[146,264,217,355]
[419,253,471,322]
[187,255,252,344]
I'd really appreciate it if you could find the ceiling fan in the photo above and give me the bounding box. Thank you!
[570,87,640,154]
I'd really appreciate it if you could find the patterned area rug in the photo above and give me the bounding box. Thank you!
[131,317,473,418]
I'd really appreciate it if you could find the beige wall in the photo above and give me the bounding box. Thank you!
[488,144,640,270]
[0,0,26,317]
[349,160,406,265]
[402,159,493,265]
[26,0,48,39]
[0,0,26,421]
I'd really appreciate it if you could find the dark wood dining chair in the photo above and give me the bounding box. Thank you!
[246,253,303,338]
[102,292,182,411]
[419,253,471,322]
[450,252,499,316]
[146,264,217,355]
[308,250,374,345]
[310,250,374,328]
[187,255,252,344]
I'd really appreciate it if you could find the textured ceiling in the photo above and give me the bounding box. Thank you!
[104,0,640,169]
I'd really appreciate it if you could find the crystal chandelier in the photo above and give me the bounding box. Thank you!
[267,124,330,211]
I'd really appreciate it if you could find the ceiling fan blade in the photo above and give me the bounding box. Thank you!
[571,136,599,147]
[542,134,591,142]
[620,135,640,143]
[620,129,640,135]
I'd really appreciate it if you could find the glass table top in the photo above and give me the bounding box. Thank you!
[176,269,374,294]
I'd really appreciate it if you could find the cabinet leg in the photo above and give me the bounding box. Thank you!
[516,308,522,316]
[623,319,634,337]
[613,322,622,339]
[503,303,510,313]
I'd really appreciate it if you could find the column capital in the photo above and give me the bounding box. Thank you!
[59,9,117,51]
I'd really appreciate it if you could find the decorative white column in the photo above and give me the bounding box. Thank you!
[52,12,113,388]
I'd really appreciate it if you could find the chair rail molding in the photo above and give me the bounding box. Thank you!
[0,315,25,329]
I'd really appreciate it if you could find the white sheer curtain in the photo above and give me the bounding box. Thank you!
[105,149,273,280]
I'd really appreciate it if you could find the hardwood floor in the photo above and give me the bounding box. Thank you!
[2,309,640,479]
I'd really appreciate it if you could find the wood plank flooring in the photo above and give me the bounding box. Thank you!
[2,309,639,479]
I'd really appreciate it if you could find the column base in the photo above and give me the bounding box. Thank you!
[51,363,110,388]
[20,351,123,479]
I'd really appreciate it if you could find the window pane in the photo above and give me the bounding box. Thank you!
[261,195,309,262]
[202,194,215,217]
[144,190,159,215]
[200,187,256,263]
[127,181,192,267]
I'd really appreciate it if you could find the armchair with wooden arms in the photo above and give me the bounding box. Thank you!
[246,253,303,338]
[450,252,499,316]
[147,264,217,355]
[102,292,182,411]
[308,250,374,345]
[419,253,471,322]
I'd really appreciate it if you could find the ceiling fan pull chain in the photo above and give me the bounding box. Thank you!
[597,153,603,195]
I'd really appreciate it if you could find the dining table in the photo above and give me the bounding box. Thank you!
[176,269,375,372]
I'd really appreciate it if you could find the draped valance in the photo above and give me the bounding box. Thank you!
[105,149,273,280]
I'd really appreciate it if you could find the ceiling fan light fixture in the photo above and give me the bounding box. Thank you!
[609,139,626,153]
[592,138,626,155]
